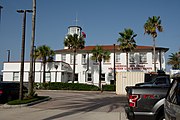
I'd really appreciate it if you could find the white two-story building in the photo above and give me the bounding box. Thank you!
[2,26,169,86]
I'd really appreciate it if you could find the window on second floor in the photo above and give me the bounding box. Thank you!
[103,57,111,63]
[116,53,121,63]
[61,54,66,62]
[82,54,87,65]
[139,53,147,63]
[129,53,135,63]
[70,54,77,64]
[152,52,158,63]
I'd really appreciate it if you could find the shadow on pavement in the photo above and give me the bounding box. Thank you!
[41,95,127,120]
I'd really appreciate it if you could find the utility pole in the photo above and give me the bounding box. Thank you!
[28,0,36,97]
[17,9,33,100]
[7,50,10,62]
[0,5,3,24]
[113,44,116,85]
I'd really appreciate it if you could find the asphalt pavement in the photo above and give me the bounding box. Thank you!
[0,90,128,120]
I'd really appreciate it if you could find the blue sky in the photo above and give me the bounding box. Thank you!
[0,0,180,73]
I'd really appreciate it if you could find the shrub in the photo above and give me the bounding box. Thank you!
[35,82,100,91]
[102,84,116,91]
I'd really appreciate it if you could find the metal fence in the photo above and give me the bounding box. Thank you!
[116,72,144,95]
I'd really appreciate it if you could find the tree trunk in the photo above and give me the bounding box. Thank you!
[153,37,156,72]
[126,52,128,71]
[99,60,102,90]
[72,50,76,83]
[43,61,46,83]
[19,11,26,100]
[28,0,36,97]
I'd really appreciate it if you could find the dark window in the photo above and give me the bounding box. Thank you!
[101,74,105,81]
[75,74,78,81]
[87,73,92,81]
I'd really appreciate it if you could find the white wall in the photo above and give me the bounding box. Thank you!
[2,61,72,83]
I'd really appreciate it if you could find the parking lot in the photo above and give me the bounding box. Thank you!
[0,90,127,120]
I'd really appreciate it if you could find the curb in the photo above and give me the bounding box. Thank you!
[36,89,116,94]
[1,97,51,108]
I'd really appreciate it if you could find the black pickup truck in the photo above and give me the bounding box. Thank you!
[124,74,170,120]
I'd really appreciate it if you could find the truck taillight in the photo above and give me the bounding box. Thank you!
[0,90,3,94]
[129,94,139,107]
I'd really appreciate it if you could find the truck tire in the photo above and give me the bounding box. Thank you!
[156,107,165,120]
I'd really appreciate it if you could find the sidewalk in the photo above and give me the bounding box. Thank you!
[0,107,127,120]
[0,90,128,120]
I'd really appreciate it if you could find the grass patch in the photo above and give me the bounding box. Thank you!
[7,96,49,105]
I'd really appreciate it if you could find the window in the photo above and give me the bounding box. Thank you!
[152,52,158,63]
[61,54,66,62]
[70,27,76,34]
[87,73,92,81]
[13,72,19,81]
[108,73,113,77]
[70,54,77,64]
[116,53,121,63]
[45,72,51,82]
[82,54,87,65]
[140,53,147,63]
[101,73,105,81]
[75,74,78,81]
[129,53,135,63]
[104,57,110,63]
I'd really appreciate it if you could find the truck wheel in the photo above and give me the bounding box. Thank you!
[157,116,165,120]
[156,106,165,120]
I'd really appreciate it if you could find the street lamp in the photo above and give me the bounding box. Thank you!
[17,9,32,100]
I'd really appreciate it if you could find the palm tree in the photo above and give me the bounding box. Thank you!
[144,16,163,72]
[167,52,180,69]
[64,33,85,83]
[35,45,55,83]
[91,45,110,89]
[28,0,36,97]
[117,28,137,71]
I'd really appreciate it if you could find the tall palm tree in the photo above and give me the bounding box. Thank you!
[28,0,36,97]
[144,16,163,72]
[64,33,85,83]
[91,45,110,89]
[167,52,180,69]
[35,45,55,83]
[117,28,137,71]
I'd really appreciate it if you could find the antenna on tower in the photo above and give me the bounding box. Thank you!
[75,12,78,26]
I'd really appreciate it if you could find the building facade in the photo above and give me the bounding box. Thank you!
[2,26,169,86]
[55,45,168,86]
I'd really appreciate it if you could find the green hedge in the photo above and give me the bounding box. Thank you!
[102,84,116,91]
[34,82,100,91]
